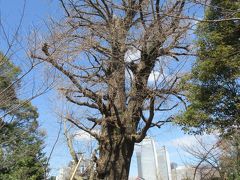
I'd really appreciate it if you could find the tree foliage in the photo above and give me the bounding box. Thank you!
[0,53,47,180]
[178,0,240,135]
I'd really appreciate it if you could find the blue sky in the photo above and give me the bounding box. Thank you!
[0,0,208,178]
[0,0,72,175]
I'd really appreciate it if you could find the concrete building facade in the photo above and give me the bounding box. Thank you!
[136,137,172,180]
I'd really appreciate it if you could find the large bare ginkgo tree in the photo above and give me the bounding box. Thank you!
[31,0,194,179]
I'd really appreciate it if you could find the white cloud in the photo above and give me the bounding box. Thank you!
[148,71,161,82]
[147,71,177,85]
[74,129,99,141]
[125,49,140,62]
[169,135,198,147]
[167,134,217,148]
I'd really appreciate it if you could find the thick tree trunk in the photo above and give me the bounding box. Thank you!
[96,136,135,180]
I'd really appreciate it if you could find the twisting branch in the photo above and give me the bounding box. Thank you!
[65,115,100,141]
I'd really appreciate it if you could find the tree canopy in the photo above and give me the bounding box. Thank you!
[0,53,47,180]
[29,0,240,179]
[178,0,240,135]
[31,0,194,178]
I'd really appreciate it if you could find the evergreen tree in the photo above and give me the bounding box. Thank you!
[0,53,47,180]
[178,0,240,135]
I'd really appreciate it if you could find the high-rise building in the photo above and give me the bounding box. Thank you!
[136,138,158,180]
[157,146,172,180]
[136,137,172,180]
